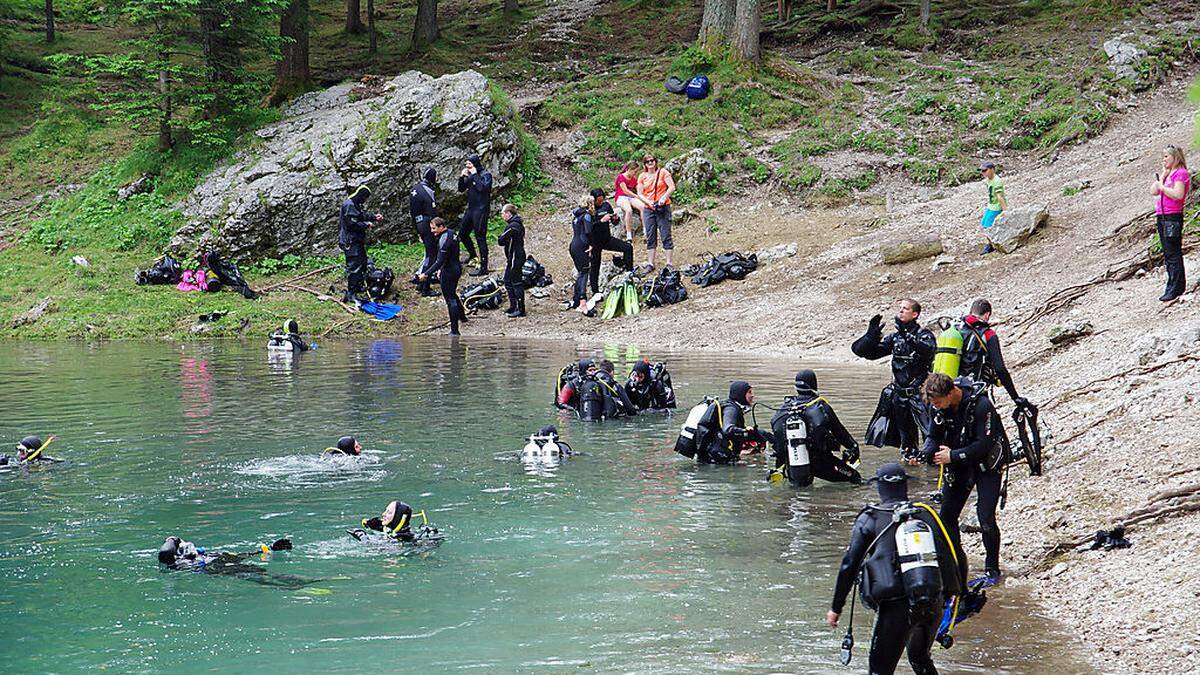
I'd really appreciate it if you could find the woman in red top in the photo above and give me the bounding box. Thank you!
[1151,144,1190,302]
[613,162,645,242]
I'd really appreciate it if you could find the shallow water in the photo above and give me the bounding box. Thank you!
[0,339,1092,673]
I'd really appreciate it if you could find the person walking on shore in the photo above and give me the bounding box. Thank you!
[497,203,527,318]
[418,218,468,336]
[1152,145,1190,302]
[979,161,1006,255]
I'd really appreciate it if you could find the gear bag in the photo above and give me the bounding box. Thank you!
[685,75,711,100]
[364,259,395,300]
[641,267,688,307]
[521,255,553,288]
[685,251,758,288]
[135,255,183,285]
[202,250,258,300]
[461,277,504,311]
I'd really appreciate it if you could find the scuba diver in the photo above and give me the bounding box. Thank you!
[521,425,574,463]
[952,299,1031,409]
[410,168,440,297]
[349,500,443,547]
[1,436,62,465]
[267,319,309,352]
[457,155,493,277]
[624,361,677,411]
[555,359,632,422]
[418,217,469,336]
[338,184,382,303]
[597,360,638,417]
[768,370,862,486]
[323,436,362,456]
[588,188,634,295]
[852,298,936,459]
[920,373,1005,587]
[157,536,309,589]
[497,203,527,317]
[692,381,768,464]
[828,463,963,675]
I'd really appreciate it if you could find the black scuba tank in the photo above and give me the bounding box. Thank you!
[895,509,942,607]
[578,380,605,422]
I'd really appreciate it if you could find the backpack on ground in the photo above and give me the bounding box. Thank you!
[461,276,504,311]
[364,258,395,300]
[665,76,687,95]
[202,250,259,299]
[685,75,711,100]
[641,267,688,307]
[135,255,183,286]
[521,255,553,288]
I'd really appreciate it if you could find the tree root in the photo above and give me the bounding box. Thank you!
[1045,353,1199,411]
[258,265,338,293]
[1012,250,1160,333]
[284,283,359,316]
[320,317,357,338]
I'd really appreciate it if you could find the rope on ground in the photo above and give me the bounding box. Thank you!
[284,283,359,316]
[1044,352,1200,411]
[258,265,338,293]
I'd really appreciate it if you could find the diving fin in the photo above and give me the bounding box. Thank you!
[626,283,640,315]
[865,415,890,448]
[358,300,404,321]
[601,288,621,320]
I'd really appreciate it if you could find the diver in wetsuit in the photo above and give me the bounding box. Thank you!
[268,319,309,352]
[957,299,1031,410]
[852,298,936,458]
[339,185,382,303]
[418,217,469,336]
[697,381,768,464]
[769,369,862,486]
[597,360,638,417]
[2,436,61,465]
[497,203,526,317]
[457,156,493,276]
[350,500,443,546]
[624,361,677,411]
[920,373,1005,586]
[569,196,594,313]
[324,436,361,456]
[828,463,962,675]
[588,188,634,295]
[410,168,440,297]
[157,536,306,588]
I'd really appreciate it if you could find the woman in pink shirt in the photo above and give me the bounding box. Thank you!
[613,162,644,242]
[1151,144,1189,302]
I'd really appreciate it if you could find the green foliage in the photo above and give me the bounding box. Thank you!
[742,157,771,183]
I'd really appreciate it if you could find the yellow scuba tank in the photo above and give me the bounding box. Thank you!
[933,326,962,378]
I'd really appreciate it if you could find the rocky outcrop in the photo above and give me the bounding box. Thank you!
[881,236,944,265]
[989,203,1049,254]
[173,70,521,261]
[665,149,716,192]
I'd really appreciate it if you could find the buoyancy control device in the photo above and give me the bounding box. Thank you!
[674,397,718,459]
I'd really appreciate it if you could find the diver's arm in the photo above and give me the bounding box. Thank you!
[721,404,751,440]
[827,406,858,450]
[831,516,872,613]
[913,328,936,363]
[851,323,892,361]
[986,334,1020,402]
[951,398,998,464]
[497,224,513,247]
[457,174,471,193]
[424,236,450,276]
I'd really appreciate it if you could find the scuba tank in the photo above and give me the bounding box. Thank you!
[578,379,605,422]
[895,510,942,607]
[933,325,962,378]
[675,398,717,459]
[785,416,810,474]
[522,433,566,463]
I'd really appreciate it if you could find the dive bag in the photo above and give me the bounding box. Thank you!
[202,250,258,300]
[685,251,758,288]
[364,259,395,300]
[685,75,711,100]
[521,255,553,288]
[461,276,504,311]
[675,397,718,459]
[641,267,688,308]
[135,255,183,285]
[933,326,963,378]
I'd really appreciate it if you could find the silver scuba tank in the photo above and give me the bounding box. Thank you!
[785,416,810,468]
[521,434,563,464]
[895,515,942,606]
[674,399,713,458]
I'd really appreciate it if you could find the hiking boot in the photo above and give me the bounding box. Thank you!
[1160,293,1180,303]
[505,309,525,318]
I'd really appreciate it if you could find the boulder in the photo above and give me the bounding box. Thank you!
[989,204,1049,254]
[665,149,715,192]
[173,70,521,261]
[755,242,798,264]
[1048,321,1094,346]
[117,175,153,201]
[1103,37,1147,80]
[10,297,54,329]
[882,236,944,265]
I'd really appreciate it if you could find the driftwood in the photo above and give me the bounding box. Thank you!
[284,283,359,316]
[258,265,338,293]
[320,317,357,338]
[1012,250,1160,332]
[1045,353,1200,411]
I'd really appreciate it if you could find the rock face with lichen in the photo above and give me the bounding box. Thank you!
[172,70,521,261]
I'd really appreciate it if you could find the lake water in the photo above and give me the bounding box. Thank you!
[0,339,1092,673]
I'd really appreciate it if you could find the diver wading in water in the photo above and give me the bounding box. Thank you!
[828,463,963,675]
[768,370,862,486]
[680,381,768,465]
[157,536,312,589]
[624,361,676,412]
[349,500,444,547]
[852,298,936,459]
[324,436,362,456]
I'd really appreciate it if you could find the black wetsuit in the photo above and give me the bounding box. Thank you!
[338,196,372,297]
[831,501,962,675]
[497,214,526,315]
[457,159,493,272]
[852,317,936,452]
[698,400,761,464]
[624,371,676,411]
[598,371,637,417]
[410,174,438,294]
[569,208,593,306]
[958,315,1023,404]
[769,395,861,486]
[588,200,634,295]
[425,229,467,335]
[922,381,1004,577]
[158,539,308,589]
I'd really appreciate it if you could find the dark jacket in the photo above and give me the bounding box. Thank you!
[497,215,526,276]
[698,400,759,464]
[425,230,462,278]
[831,500,963,613]
[591,201,616,246]
[409,174,437,220]
[624,371,676,411]
[851,318,936,393]
[959,315,1019,401]
[598,371,637,417]
[458,157,493,214]
[769,394,856,469]
[339,197,372,247]
[921,380,1003,472]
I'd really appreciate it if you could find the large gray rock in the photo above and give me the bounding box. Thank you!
[882,236,944,265]
[1103,37,1147,80]
[989,204,1049,254]
[665,149,716,192]
[173,70,521,261]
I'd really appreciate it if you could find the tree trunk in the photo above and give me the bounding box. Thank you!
[698,0,735,51]
[919,0,931,33]
[346,0,364,33]
[271,0,311,105]
[504,0,518,13]
[367,0,376,54]
[827,0,836,12]
[157,66,173,151]
[44,0,55,43]
[412,0,439,50]
[732,0,760,62]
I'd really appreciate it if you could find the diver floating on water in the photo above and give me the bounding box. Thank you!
[852,299,936,459]
[349,500,444,548]
[674,381,768,464]
[624,360,677,412]
[521,426,573,464]
[1,436,63,466]
[768,370,862,486]
[267,319,310,353]
[828,463,963,674]
[555,358,636,421]
[157,535,311,588]
[324,436,362,457]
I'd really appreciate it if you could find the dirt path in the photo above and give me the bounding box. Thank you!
[461,73,1200,672]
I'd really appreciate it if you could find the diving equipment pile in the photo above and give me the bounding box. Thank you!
[135,255,184,286]
[363,259,395,300]
[683,251,758,288]
[555,359,636,421]
[520,255,554,288]
[640,267,688,308]
[461,276,506,311]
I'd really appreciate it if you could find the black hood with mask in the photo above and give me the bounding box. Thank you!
[18,436,42,453]
[423,167,437,186]
[632,361,651,379]
[383,500,412,530]
[870,462,910,503]
[158,536,182,565]
[794,369,818,396]
[729,381,752,406]
[349,185,371,205]
[336,436,358,455]
[467,156,484,173]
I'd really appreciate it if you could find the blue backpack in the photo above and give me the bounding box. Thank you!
[685,75,710,100]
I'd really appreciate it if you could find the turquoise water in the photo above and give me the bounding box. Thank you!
[0,339,1091,673]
